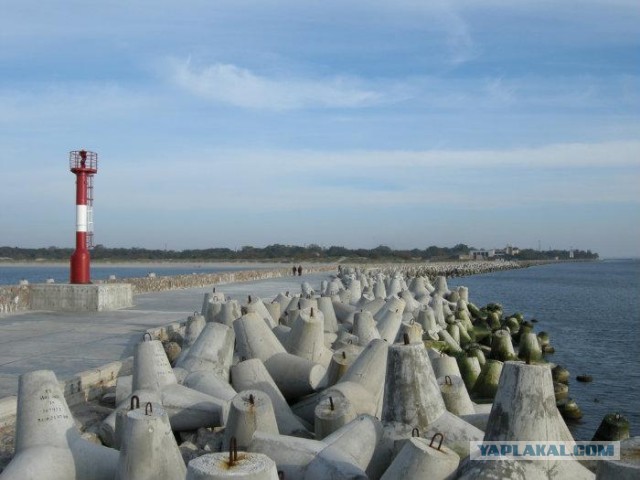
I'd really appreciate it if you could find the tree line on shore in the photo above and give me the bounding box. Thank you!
[0,244,598,262]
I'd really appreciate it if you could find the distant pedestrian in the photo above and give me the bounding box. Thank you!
[297,265,303,276]
[292,265,297,276]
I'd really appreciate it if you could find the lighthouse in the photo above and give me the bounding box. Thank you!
[69,150,98,284]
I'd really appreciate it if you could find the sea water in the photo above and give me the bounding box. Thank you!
[449,259,640,440]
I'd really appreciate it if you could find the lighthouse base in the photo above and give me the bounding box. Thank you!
[30,284,133,312]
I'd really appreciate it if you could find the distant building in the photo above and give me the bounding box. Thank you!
[505,245,520,256]
[470,246,520,260]
[470,249,496,260]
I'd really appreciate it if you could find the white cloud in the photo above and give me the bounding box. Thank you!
[167,59,385,110]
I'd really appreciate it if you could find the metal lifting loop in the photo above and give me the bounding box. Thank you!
[229,437,238,466]
[329,396,335,411]
[429,432,444,451]
[444,375,453,386]
[412,427,420,437]
[142,332,152,342]
[145,402,153,416]
[130,395,140,410]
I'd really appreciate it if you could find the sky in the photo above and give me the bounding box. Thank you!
[0,0,639,258]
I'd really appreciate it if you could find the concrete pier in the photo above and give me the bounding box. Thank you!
[30,283,133,312]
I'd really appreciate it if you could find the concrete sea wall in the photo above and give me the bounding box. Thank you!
[100,265,338,293]
[0,286,29,315]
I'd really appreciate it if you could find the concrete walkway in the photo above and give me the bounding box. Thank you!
[0,273,330,398]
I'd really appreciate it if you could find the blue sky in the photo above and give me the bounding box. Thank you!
[1,0,638,257]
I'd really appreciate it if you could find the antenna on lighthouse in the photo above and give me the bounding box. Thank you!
[69,150,98,284]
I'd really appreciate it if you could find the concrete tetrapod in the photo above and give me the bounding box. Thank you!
[325,345,362,386]
[432,353,463,379]
[517,331,543,362]
[314,392,357,439]
[231,359,311,436]
[376,309,403,343]
[175,322,235,379]
[0,370,118,480]
[471,359,503,401]
[382,342,482,457]
[116,404,186,480]
[352,310,381,346]
[211,300,242,326]
[250,414,381,479]
[285,307,333,368]
[223,390,279,449]
[175,322,237,406]
[319,338,390,420]
[100,338,225,447]
[380,435,459,480]
[234,312,327,400]
[244,295,276,328]
[456,361,594,479]
[186,451,279,480]
[183,313,207,349]
[596,436,640,480]
[316,296,339,333]
[437,375,476,416]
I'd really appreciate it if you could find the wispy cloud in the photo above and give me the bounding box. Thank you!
[167,58,386,110]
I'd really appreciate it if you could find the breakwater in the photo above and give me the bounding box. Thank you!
[3,264,630,478]
[0,260,553,314]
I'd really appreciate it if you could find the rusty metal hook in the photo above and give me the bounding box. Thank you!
[130,395,140,410]
[229,437,238,466]
[429,432,444,451]
[145,402,153,416]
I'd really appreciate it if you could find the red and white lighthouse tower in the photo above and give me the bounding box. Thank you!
[69,150,98,284]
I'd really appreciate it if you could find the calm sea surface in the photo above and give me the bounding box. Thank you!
[1,260,638,439]
[0,264,274,286]
[449,259,640,440]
